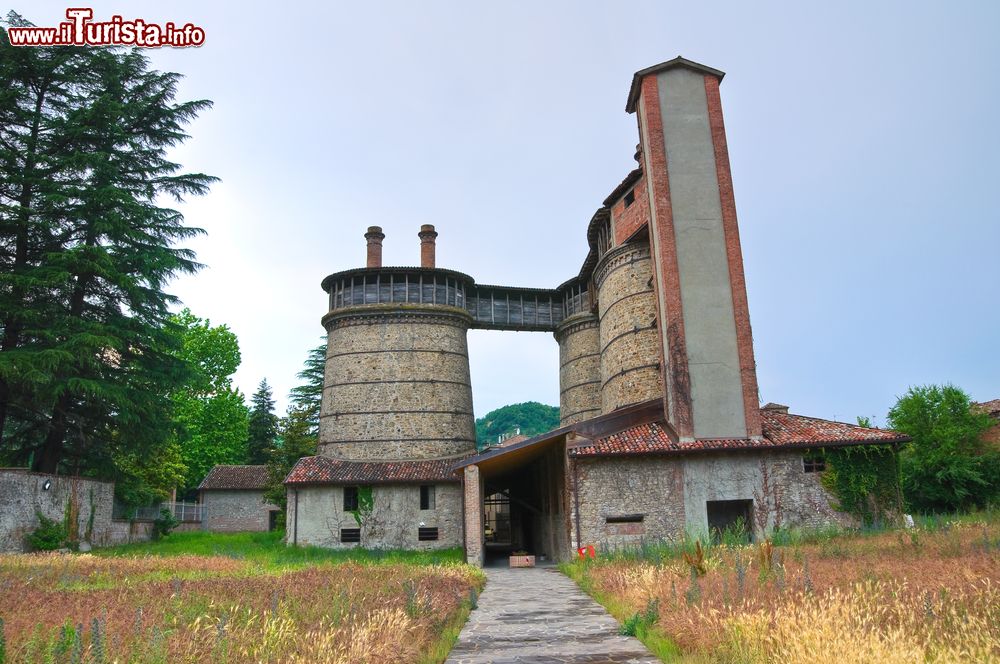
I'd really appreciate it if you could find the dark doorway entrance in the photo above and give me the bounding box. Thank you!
[268,510,280,532]
[706,499,753,543]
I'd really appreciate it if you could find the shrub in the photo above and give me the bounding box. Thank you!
[151,508,179,541]
[27,512,69,551]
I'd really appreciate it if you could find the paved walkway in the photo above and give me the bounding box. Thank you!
[446,566,659,664]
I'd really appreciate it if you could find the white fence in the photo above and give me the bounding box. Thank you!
[112,501,205,523]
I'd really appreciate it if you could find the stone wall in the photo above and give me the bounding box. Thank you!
[593,242,663,413]
[288,482,463,550]
[555,313,601,426]
[0,470,115,552]
[320,306,476,461]
[202,489,277,532]
[572,450,852,551]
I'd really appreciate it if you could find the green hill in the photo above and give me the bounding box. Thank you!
[475,402,560,449]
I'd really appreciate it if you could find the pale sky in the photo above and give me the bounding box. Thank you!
[26,1,1000,424]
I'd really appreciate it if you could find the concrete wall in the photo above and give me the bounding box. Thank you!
[573,450,852,551]
[202,490,276,532]
[320,306,476,461]
[0,470,116,552]
[288,482,463,550]
[555,313,601,425]
[594,242,662,413]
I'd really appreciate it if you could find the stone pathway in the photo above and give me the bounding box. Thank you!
[446,566,659,664]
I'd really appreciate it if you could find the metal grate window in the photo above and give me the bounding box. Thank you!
[340,528,361,543]
[418,527,439,541]
[803,454,826,473]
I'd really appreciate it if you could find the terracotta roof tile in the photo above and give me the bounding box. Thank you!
[570,409,909,458]
[284,456,461,486]
[198,465,270,490]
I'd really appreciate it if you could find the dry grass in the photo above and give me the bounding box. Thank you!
[565,517,1000,662]
[0,550,484,663]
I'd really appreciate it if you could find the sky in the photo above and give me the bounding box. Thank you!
[26,1,1000,425]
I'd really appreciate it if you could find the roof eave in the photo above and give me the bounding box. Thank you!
[625,57,726,113]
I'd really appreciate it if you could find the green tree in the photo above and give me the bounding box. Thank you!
[264,406,317,525]
[475,402,560,448]
[170,309,248,489]
[887,384,998,513]
[0,17,216,480]
[288,341,324,437]
[248,379,278,465]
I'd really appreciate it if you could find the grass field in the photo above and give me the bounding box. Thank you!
[562,511,1000,663]
[0,531,484,663]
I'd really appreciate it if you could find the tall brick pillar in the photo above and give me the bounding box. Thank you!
[463,464,483,566]
[418,224,438,268]
[365,226,385,268]
[627,57,761,441]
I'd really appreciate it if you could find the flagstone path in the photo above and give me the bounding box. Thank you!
[446,566,660,664]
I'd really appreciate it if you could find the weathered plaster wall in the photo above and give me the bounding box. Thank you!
[573,451,852,551]
[202,489,276,532]
[0,470,115,552]
[288,483,462,550]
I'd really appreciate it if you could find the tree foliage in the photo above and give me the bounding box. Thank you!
[264,407,317,526]
[0,15,216,496]
[247,379,278,465]
[475,402,560,448]
[288,341,324,437]
[169,309,248,490]
[888,384,998,513]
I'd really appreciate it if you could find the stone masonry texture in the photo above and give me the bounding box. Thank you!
[595,241,663,413]
[202,489,277,532]
[555,313,602,426]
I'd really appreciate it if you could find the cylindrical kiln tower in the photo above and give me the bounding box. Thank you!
[319,227,476,462]
[594,240,662,413]
[554,279,601,426]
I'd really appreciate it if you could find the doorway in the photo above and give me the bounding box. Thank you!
[706,499,753,543]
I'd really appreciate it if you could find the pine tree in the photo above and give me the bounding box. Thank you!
[288,341,325,437]
[0,16,217,477]
[247,380,278,465]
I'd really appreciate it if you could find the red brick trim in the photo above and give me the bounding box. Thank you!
[704,75,762,438]
[638,75,693,439]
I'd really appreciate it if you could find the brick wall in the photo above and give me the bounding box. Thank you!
[610,174,650,245]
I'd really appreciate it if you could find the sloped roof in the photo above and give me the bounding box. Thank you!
[198,465,270,491]
[626,56,726,113]
[284,456,461,486]
[569,409,910,458]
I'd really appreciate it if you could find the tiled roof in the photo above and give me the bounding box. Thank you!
[284,456,461,486]
[198,465,270,490]
[570,409,909,458]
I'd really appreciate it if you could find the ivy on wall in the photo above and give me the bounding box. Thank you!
[820,445,902,525]
[350,486,374,527]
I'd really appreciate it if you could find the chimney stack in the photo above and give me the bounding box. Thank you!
[418,224,438,268]
[365,226,385,268]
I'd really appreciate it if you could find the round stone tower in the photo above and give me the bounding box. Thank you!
[319,226,477,462]
[594,240,662,412]
[554,279,601,426]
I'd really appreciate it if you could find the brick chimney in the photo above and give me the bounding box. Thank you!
[762,402,789,415]
[365,226,385,268]
[418,224,438,268]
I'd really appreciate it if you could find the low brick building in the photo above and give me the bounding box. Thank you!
[199,465,280,532]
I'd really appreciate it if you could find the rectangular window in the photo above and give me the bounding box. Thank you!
[624,189,635,207]
[803,454,826,473]
[418,527,439,541]
[420,485,435,510]
[340,528,361,543]
[343,486,359,511]
[605,514,644,524]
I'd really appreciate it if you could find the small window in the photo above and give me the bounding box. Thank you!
[340,528,361,543]
[420,485,435,510]
[343,486,359,511]
[418,527,439,541]
[605,514,644,524]
[623,189,635,207]
[803,454,826,473]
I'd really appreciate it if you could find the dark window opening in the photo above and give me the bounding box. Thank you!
[268,511,279,532]
[420,484,435,510]
[706,499,753,544]
[340,528,361,543]
[605,514,644,524]
[418,527,439,541]
[803,454,826,473]
[624,189,635,207]
[343,486,359,511]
